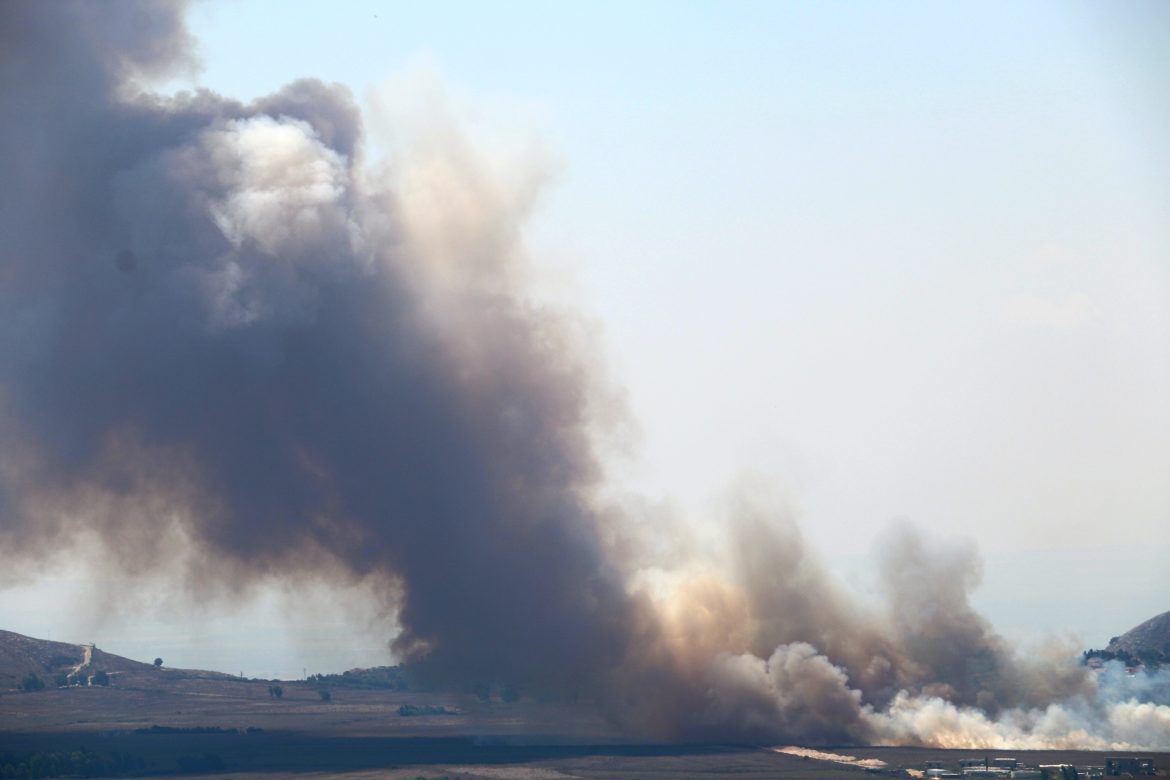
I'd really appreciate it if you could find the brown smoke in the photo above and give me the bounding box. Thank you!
[1,0,1166,750]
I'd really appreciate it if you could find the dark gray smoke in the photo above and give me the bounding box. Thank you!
[2,0,1167,749]
[0,0,636,695]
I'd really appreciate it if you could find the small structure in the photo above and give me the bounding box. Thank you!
[1104,756,1155,776]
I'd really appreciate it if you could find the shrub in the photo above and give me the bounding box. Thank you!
[19,674,44,692]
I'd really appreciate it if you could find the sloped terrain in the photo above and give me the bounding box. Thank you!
[1107,610,1170,660]
[0,630,86,689]
[0,629,230,690]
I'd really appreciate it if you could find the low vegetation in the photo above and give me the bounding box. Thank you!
[307,666,408,690]
[174,753,224,773]
[398,704,457,717]
[0,750,145,779]
[132,725,238,735]
[1082,647,1168,670]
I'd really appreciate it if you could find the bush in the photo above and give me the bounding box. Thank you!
[19,674,44,692]
[318,689,331,702]
[92,671,109,687]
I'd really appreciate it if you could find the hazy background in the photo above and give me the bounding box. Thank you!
[2,0,1167,679]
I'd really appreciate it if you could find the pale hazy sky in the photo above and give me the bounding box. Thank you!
[3,0,1168,678]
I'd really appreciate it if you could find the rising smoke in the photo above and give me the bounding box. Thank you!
[1,1,1167,750]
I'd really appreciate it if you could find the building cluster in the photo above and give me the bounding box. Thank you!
[1084,656,1149,677]
[919,756,1156,778]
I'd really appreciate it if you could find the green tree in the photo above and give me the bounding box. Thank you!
[92,670,109,686]
[153,657,163,668]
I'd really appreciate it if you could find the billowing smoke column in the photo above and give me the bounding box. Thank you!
[0,0,636,697]
[1,1,1167,750]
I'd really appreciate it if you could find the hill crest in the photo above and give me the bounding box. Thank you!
[0,628,231,689]
[1106,609,1170,660]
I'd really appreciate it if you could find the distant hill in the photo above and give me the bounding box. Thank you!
[1106,610,1170,663]
[0,629,232,690]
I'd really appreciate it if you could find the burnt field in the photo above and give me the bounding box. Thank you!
[1,676,1166,779]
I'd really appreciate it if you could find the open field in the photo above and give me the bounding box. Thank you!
[2,676,1166,779]
[0,675,618,739]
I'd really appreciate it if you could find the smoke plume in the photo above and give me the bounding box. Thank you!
[1,1,1167,750]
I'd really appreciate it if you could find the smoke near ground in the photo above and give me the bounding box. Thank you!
[1,1,1166,750]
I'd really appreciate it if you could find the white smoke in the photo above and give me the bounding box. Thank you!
[699,645,1170,750]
